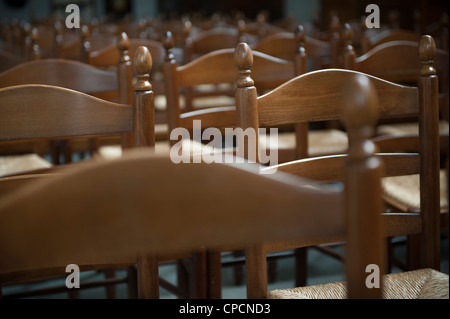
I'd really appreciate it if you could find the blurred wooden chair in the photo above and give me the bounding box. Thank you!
[243,12,286,40]
[233,37,445,297]
[0,32,133,172]
[360,24,421,55]
[0,76,446,299]
[342,23,449,135]
[251,25,331,70]
[0,46,155,299]
[343,31,449,265]
[0,150,342,300]
[160,31,301,297]
[82,28,171,140]
[162,31,298,159]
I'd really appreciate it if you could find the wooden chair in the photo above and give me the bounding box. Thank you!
[343,27,449,250]
[242,12,286,40]
[82,28,171,140]
[251,25,331,71]
[233,35,445,298]
[163,31,297,148]
[160,31,303,297]
[0,77,446,299]
[0,32,133,172]
[360,24,421,54]
[0,46,155,299]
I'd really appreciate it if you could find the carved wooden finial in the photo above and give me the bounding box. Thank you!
[235,42,254,88]
[30,26,40,60]
[256,12,266,25]
[163,31,175,62]
[238,19,247,42]
[117,32,130,64]
[330,13,340,33]
[238,19,247,33]
[419,35,436,76]
[294,24,307,74]
[343,23,353,43]
[183,19,192,36]
[80,25,91,61]
[117,32,129,51]
[295,24,305,46]
[81,24,90,40]
[343,23,355,69]
[134,46,153,92]
[343,74,379,159]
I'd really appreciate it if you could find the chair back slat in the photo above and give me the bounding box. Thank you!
[256,69,419,127]
[270,153,420,183]
[0,152,345,280]
[0,85,133,141]
[0,59,118,93]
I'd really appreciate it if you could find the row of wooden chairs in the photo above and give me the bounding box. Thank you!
[1,11,449,292]
[0,33,448,299]
[1,10,448,298]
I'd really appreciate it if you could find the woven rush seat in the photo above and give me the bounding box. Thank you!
[0,154,52,176]
[382,170,448,212]
[259,129,348,157]
[267,268,449,299]
[376,120,449,136]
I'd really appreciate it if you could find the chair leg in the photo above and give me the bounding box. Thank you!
[104,269,117,299]
[268,259,278,284]
[126,265,138,299]
[295,247,308,287]
[176,259,190,298]
[206,251,222,299]
[190,250,207,299]
[137,255,159,299]
[386,237,393,273]
[246,245,268,299]
[407,234,421,270]
[232,250,244,285]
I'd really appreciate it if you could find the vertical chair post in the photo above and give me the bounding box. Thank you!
[162,31,181,146]
[235,42,259,164]
[235,43,267,298]
[133,46,155,149]
[294,25,309,160]
[343,74,385,299]
[118,32,134,149]
[80,25,91,64]
[330,14,341,68]
[293,24,310,288]
[343,23,356,71]
[133,46,157,299]
[418,35,441,270]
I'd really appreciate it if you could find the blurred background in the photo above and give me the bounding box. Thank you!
[0,0,447,33]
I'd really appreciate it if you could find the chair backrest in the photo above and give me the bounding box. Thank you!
[235,35,441,273]
[343,23,449,86]
[361,27,421,54]
[0,91,385,298]
[162,32,297,144]
[0,46,155,150]
[184,27,244,63]
[0,59,120,102]
[251,26,330,70]
[243,12,286,40]
[82,31,167,104]
[0,48,26,73]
